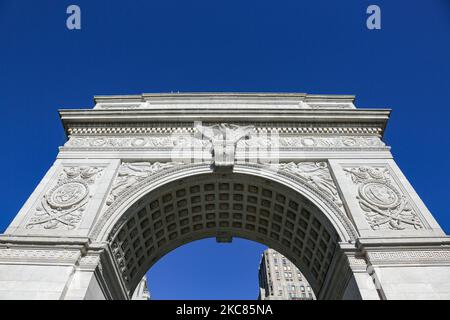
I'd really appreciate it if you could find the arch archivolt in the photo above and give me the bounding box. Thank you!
[92,162,357,243]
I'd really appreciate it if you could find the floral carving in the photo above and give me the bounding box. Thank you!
[106,162,184,205]
[64,135,385,150]
[26,166,103,230]
[277,162,343,207]
[344,166,423,231]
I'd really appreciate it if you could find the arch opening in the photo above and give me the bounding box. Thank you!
[141,238,270,300]
[139,238,317,300]
[106,172,345,298]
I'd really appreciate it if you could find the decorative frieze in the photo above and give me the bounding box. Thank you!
[63,135,386,150]
[344,166,424,231]
[275,136,384,149]
[346,255,368,267]
[78,254,102,272]
[367,250,450,265]
[0,247,81,264]
[65,135,209,149]
[26,166,104,230]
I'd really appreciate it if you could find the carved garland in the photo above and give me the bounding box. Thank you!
[63,135,386,150]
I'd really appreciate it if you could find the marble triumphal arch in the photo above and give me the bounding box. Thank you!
[1,93,449,300]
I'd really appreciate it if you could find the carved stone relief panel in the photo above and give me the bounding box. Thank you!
[63,135,386,151]
[344,166,424,231]
[105,162,184,206]
[65,135,210,149]
[26,166,104,230]
[195,123,255,169]
[276,162,343,209]
[274,136,385,149]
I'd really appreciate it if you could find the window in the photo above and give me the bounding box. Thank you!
[307,286,311,292]
[278,290,283,296]
[291,285,296,291]
[274,265,278,271]
[301,286,305,292]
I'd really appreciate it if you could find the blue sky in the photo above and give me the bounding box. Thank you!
[0,1,449,299]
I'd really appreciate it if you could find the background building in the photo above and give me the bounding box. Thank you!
[258,249,315,300]
[131,276,151,300]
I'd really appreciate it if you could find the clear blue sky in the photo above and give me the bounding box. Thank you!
[0,1,449,299]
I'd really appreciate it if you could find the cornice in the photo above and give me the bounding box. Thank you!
[59,109,390,138]
[93,92,355,103]
[356,236,450,248]
[59,108,390,122]
[0,235,91,247]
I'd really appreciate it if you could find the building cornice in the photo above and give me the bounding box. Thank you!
[59,109,391,138]
[93,92,356,103]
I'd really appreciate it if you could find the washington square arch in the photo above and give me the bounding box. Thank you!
[0,92,449,300]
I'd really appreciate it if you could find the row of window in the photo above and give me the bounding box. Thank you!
[274,265,295,271]
[274,271,302,281]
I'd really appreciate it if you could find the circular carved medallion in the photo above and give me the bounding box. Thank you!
[131,138,147,147]
[47,180,89,209]
[90,138,107,147]
[301,137,316,147]
[343,138,357,146]
[359,181,401,209]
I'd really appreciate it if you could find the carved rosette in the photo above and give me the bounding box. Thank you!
[26,166,103,230]
[344,166,423,231]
